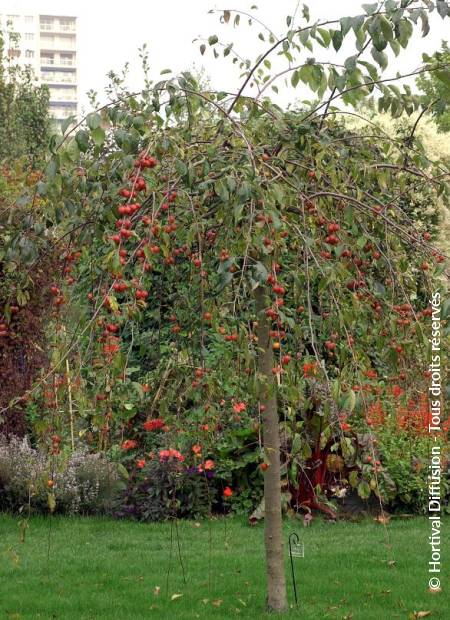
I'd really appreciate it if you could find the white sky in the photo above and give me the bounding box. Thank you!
[2,0,449,114]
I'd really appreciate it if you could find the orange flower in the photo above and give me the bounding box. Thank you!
[233,402,246,414]
[136,459,146,469]
[366,401,385,428]
[192,444,202,455]
[159,448,184,462]
[223,486,233,498]
[303,362,317,378]
[204,459,215,470]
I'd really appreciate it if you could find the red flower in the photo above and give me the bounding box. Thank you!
[391,384,404,398]
[121,439,137,451]
[223,486,233,498]
[192,444,202,455]
[204,459,215,470]
[136,459,146,469]
[143,418,165,432]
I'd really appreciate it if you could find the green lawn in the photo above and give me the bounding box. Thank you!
[0,514,447,619]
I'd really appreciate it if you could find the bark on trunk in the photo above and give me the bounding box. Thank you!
[255,284,288,613]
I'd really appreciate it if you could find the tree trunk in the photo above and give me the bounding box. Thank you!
[255,284,288,612]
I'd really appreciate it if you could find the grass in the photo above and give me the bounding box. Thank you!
[0,514,448,619]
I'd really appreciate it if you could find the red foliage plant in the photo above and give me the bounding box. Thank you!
[0,257,56,437]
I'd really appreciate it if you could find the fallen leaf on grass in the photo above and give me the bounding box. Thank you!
[153,586,160,596]
[171,593,183,601]
[428,587,441,594]
[411,612,431,619]
[212,599,223,607]
[374,514,391,524]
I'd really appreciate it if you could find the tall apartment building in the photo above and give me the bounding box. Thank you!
[0,12,78,126]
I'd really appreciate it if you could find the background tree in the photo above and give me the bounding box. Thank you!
[417,41,450,132]
[0,27,50,163]
[0,25,53,435]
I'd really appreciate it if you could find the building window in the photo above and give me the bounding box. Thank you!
[59,18,75,31]
[25,33,34,41]
[25,15,34,24]
[41,34,55,47]
[41,53,54,65]
[60,53,73,66]
[25,50,34,59]
[40,17,53,31]
[41,70,76,84]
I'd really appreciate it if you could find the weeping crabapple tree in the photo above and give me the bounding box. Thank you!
[32,1,450,612]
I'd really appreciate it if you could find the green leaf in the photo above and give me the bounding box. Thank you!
[75,130,90,152]
[316,27,331,47]
[332,30,343,51]
[351,15,365,33]
[362,3,378,14]
[86,112,101,130]
[389,38,401,56]
[349,470,359,488]
[291,69,300,88]
[396,19,413,48]
[436,70,450,88]
[344,55,357,73]
[420,12,430,36]
[343,389,356,412]
[175,159,188,176]
[357,480,371,500]
[437,0,449,19]
[371,48,388,70]
[61,115,75,135]
[379,15,393,42]
[340,16,352,36]
[91,126,105,147]
[208,35,218,45]
[200,43,206,55]
[254,262,268,283]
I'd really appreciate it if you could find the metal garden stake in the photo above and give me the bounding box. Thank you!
[288,532,304,606]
